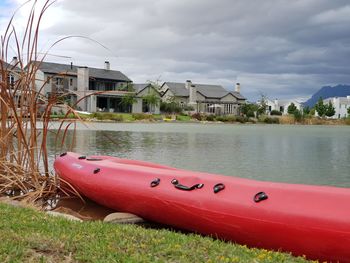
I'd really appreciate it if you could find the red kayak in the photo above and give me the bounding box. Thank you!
[54,152,350,262]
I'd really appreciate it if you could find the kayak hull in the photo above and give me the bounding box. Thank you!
[54,152,350,262]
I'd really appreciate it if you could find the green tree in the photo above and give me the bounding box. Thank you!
[347,106,350,115]
[303,106,310,115]
[119,83,137,111]
[315,97,327,117]
[256,95,267,117]
[142,92,160,113]
[293,109,303,122]
[160,96,182,114]
[240,103,258,117]
[287,103,297,114]
[120,93,137,109]
[325,101,335,117]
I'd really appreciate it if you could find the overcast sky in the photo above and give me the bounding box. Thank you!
[1,0,350,101]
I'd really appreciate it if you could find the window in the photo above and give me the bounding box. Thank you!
[46,75,51,84]
[55,78,63,85]
[70,78,73,86]
[7,74,15,86]
[105,82,114,91]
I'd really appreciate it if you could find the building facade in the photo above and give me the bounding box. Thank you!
[323,96,350,118]
[264,98,303,115]
[33,61,160,114]
[161,81,246,115]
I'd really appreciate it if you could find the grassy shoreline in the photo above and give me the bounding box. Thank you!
[50,112,350,126]
[0,203,313,263]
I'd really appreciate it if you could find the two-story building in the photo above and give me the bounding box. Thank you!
[161,81,246,115]
[0,58,23,114]
[32,61,160,114]
[323,96,350,118]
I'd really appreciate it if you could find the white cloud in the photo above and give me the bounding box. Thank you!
[1,0,350,101]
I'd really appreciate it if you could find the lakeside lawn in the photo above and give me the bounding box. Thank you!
[0,203,313,263]
[49,111,350,125]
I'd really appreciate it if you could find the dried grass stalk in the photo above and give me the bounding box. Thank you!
[0,0,71,206]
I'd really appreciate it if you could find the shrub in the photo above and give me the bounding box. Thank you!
[215,116,224,122]
[270,110,282,116]
[226,115,236,122]
[132,113,153,120]
[235,116,249,123]
[246,110,255,118]
[110,114,123,122]
[205,115,216,121]
[259,116,279,124]
[191,113,204,121]
[176,115,191,121]
[293,109,303,122]
[345,117,350,125]
[160,102,182,114]
[183,105,195,111]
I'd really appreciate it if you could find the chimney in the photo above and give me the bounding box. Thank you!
[185,80,192,90]
[104,61,110,70]
[235,83,241,93]
[189,84,197,105]
[10,56,18,66]
[77,67,89,111]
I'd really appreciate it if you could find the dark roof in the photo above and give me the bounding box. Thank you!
[133,83,150,93]
[228,91,246,100]
[195,84,228,98]
[163,82,246,100]
[133,83,161,96]
[32,61,131,82]
[0,61,21,72]
[163,82,189,97]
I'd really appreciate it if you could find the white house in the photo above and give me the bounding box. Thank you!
[161,81,246,115]
[264,98,303,115]
[323,97,350,118]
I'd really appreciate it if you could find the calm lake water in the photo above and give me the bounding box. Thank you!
[47,122,350,188]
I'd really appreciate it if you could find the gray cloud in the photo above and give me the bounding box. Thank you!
[3,0,350,100]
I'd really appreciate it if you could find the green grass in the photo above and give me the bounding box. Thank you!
[176,115,191,121]
[0,204,313,263]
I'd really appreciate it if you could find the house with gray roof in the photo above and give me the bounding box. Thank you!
[161,80,246,115]
[32,61,159,114]
[323,96,350,118]
[1,57,21,87]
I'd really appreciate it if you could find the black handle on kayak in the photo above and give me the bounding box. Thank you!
[150,178,160,187]
[213,183,225,193]
[254,191,268,203]
[171,179,204,191]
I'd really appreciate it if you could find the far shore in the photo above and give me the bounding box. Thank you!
[45,112,350,127]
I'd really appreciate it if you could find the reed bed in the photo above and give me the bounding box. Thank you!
[0,0,72,206]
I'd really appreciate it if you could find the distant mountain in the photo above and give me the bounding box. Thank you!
[304,85,350,107]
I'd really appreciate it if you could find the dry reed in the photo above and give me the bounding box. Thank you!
[0,0,73,206]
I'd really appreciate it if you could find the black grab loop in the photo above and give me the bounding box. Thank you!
[213,183,225,194]
[87,158,103,161]
[254,191,268,203]
[93,168,101,174]
[78,156,86,160]
[171,179,204,191]
[150,178,160,187]
[60,152,67,157]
